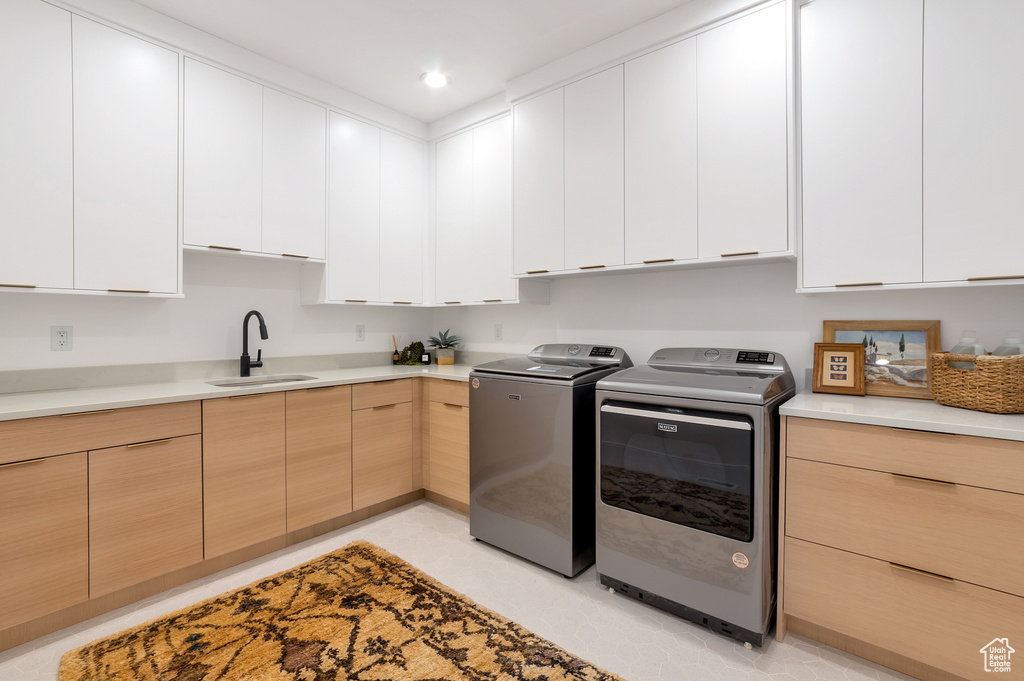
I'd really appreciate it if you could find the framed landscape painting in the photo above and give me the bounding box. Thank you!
[822,320,941,399]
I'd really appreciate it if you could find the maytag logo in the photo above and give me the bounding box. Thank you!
[508,394,521,400]
[658,423,677,433]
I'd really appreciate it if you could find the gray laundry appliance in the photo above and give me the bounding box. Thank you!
[469,344,632,577]
[595,348,795,646]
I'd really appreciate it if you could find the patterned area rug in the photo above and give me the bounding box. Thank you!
[58,540,623,681]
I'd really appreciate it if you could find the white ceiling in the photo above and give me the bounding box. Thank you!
[128,0,693,123]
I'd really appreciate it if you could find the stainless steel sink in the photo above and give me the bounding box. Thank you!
[207,374,318,388]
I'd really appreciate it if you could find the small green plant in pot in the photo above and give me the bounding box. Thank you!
[428,329,461,365]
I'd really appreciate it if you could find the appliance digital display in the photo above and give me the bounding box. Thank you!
[590,347,615,357]
[736,351,775,364]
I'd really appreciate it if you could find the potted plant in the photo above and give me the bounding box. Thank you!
[428,329,461,365]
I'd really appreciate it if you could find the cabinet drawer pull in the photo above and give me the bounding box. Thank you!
[208,244,242,252]
[483,299,502,303]
[61,409,114,417]
[127,438,173,449]
[642,258,674,264]
[393,301,413,305]
[108,288,150,294]
[835,281,884,288]
[281,253,308,259]
[889,562,954,583]
[305,385,336,392]
[0,283,36,288]
[443,402,465,409]
[891,426,956,437]
[0,457,46,469]
[228,393,265,399]
[372,403,397,410]
[444,301,461,305]
[721,251,759,258]
[525,269,548,274]
[967,274,1024,282]
[578,264,605,270]
[345,299,368,303]
[891,473,955,487]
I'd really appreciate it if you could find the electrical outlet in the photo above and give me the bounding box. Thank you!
[355,324,365,341]
[494,323,503,341]
[51,326,73,351]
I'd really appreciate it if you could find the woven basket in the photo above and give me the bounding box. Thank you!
[928,352,1024,414]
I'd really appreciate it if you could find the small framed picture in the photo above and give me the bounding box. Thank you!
[420,352,432,364]
[823,320,941,399]
[812,343,866,395]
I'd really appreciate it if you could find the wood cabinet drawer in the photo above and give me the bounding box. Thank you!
[786,416,1024,494]
[785,537,1024,681]
[426,378,469,407]
[0,401,201,465]
[352,379,412,410]
[787,457,1024,597]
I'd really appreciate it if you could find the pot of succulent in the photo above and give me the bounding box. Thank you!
[428,329,461,365]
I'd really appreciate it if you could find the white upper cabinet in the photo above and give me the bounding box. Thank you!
[327,113,380,303]
[435,115,516,304]
[0,0,73,290]
[379,131,425,304]
[697,2,788,259]
[923,0,1024,283]
[72,16,179,294]
[800,0,923,288]
[564,65,624,270]
[183,58,262,253]
[261,88,327,260]
[624,38,697,265]
[513,88,564,274]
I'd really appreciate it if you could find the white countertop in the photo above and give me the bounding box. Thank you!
[781,392,1024,442]
[0,364,472,422]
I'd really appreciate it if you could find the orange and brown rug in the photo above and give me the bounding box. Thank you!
[59,540,624,681]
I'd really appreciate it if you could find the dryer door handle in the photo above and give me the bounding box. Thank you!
[600,404,752,431]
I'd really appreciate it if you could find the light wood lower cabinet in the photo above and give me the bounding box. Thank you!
[286,385,352,530]
[423,379,470,506]
[88,435,203,597]
[780,416,1024,681]
[0,452,88,631]
[352,381,413,510]
[203,393,286,558]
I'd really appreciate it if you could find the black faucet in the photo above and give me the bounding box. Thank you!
[240,310,269,377]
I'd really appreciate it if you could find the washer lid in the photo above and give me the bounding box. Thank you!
[473,343,632,380]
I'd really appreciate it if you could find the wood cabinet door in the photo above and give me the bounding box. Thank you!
[72,16,179,294]
[352,402,413,509]
[182,58,263,252]
[513,88,564,274]
[203,394,286,558]
[88,435,203,597]
[800,0,923,287]
[286,386,352,531]
[427,401,469,505]
[624,38,698,265]
[0,0,73,290]
[697,2,788,259]
[262,87,327,260]
[380,131,425,304]
[564,65,624,270]
[0,452,88,630]
[923,0,1024,283]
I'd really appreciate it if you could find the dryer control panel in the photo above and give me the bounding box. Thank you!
[647,348,786,372]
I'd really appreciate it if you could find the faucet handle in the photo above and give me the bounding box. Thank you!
[252,348,263,369]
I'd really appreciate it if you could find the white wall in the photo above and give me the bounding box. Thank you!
[433,261,1024,391]
[0,253,432,371]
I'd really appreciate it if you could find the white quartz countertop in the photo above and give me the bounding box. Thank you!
[781,392,1024,442]
[0,364,472,422]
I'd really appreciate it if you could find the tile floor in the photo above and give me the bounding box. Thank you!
[0,500,914,681]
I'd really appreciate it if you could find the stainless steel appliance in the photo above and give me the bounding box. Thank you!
[595,348,795,646]
[470,344,632,577]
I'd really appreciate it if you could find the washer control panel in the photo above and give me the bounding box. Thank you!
[647,348,784,371]
[528,344,632,367]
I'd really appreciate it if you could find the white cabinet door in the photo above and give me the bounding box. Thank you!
[624,38,697,265]
[72,16,179,294]
[472,116,515,302]
[328,113,380,303]
[434,129,474,304]
[697,2,788,259]
[800,0,923,288]
[182,58,262,253]
[379,131,424,304]
[924,0,1024,282]
[0,0,73,290]
[564,65,624,270]
[513,89,564,274]
[262,88,327,260]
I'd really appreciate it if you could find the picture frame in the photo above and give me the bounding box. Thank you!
[823,320,941,399]
[812,343,866,395]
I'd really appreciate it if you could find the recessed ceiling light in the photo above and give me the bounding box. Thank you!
[421,71,450,88]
